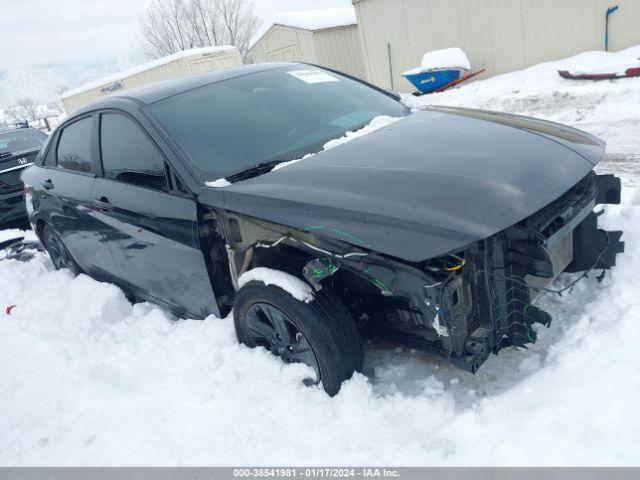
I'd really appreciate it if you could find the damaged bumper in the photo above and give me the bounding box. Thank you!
[365,172,624,373]
[454,173,624,372]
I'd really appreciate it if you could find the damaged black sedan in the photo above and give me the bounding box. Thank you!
[22,63,624,395]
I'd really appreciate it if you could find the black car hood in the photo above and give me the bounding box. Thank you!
[214,107,604,262]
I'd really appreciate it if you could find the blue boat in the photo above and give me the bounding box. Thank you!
[402,68,463,95]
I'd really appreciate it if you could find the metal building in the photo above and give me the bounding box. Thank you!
[249,8,367,80]
[61,46,242,114]
[353,0,640,92]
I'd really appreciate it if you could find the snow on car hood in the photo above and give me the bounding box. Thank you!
[215,108,605,262]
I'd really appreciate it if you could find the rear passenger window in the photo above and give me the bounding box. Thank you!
[56,118,93,173]
[100,113,169,192]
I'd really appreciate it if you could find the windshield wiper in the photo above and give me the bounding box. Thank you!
[0,151,13,159]
[225,159,290,183]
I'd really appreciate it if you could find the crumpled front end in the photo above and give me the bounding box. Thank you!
[214,170,624,373]
[449,172,624,371]
[358,172,624,372]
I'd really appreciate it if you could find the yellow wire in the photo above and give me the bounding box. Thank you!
[444,259,466,271]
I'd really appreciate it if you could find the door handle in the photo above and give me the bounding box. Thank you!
[92,197,113,211]
[41,179,54,190]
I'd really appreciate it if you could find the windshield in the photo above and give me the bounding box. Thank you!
[148,66,408,180]
[0,128,47,155]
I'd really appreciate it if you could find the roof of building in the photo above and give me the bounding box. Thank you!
[61,46,238,100]
[249,7,357,49]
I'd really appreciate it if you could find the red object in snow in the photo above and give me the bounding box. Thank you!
[5,305,16,315]
[433,69,486,93]
[558,67,640,80]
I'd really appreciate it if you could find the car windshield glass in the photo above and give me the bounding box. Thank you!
[0,129,47,155]
[148,66,408,180]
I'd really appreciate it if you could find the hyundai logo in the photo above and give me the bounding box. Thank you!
[17,158,28,165]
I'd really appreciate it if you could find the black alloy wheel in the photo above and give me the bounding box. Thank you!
[245,301,320,385]
[234,280,363,396]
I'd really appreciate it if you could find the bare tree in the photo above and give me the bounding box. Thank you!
[216,0,257,57]
[138,0,257,61]
[4,99,60,131]
[6,98,41,125]
[16,98,40,123]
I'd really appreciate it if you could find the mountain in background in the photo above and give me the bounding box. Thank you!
[0,55,144,109]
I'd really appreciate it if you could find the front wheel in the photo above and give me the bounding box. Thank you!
[233,280,363,396]
[42,224,81,276]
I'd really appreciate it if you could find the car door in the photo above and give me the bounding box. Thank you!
[91,111,219,318]
[38,115,120,278]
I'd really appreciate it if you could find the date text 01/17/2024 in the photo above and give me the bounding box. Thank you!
[232,468,401,478]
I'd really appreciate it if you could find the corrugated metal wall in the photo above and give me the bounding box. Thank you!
[354,0,640,91]
[250,25,366,79]
[314,26,367,79]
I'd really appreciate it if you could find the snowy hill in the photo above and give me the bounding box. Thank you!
[0,57,140,108]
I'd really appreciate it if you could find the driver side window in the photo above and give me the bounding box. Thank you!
[99,113,169,192]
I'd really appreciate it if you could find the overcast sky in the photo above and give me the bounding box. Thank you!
[1,0,351,70]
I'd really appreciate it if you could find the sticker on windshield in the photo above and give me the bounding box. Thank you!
[287,69,339,84]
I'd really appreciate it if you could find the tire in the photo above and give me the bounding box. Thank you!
[234,280,363,396]
[41,224,81,276]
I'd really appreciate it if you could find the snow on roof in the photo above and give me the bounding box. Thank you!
[249,7,357,49]
[61,46,237,99]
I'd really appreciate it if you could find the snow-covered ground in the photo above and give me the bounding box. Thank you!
[403,45,640,175]
[2,48,640,466]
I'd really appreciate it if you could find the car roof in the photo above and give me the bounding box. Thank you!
[74,62,298,115]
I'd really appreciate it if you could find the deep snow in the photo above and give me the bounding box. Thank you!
[2,48,640,466]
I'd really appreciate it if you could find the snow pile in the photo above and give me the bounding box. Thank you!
[560,45,640,75]
[61,46,238,99]
[323,115,401,150]
[3,46,640,466]
[249,7,356,48]
[403,45,640,165]
[205,178,232,188]
[207,115,401,184]
[273,115,401,171]
[403,47,471,76]
[238,267,315,303]
[404,44,640,98]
